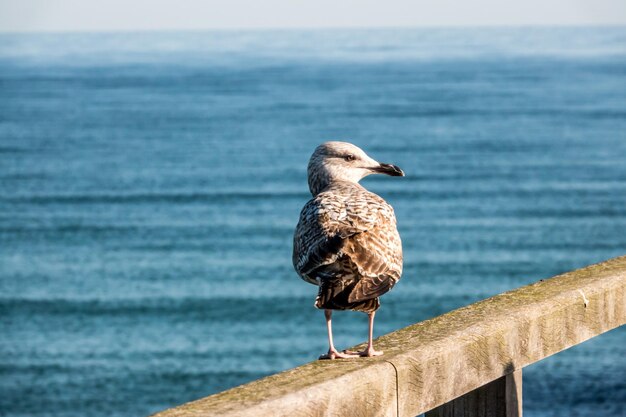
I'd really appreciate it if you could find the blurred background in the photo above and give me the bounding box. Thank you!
[1,2,625,417]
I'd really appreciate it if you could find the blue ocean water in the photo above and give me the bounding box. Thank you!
[0,27,625,417]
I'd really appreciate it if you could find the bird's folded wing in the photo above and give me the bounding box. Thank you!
[344,229,403,302]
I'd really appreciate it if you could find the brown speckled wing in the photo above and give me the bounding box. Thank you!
[343,224,403,302]
[293,182,403,296]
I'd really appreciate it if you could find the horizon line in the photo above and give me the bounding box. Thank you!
[1,22,625,36]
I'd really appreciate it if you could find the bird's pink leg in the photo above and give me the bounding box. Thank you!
[362,311,384,357]
[319,310,358,360]
[345,311,384,357]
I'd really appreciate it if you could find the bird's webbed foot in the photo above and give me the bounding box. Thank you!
[318,348,359,360]
[343,347,384,357]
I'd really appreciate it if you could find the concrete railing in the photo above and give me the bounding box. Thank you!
[152,255,625,417]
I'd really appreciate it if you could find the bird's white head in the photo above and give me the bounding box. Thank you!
[307,141,404,196]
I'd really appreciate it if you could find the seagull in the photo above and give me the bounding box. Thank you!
[293,142,404,359]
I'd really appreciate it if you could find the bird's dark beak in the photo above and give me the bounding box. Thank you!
[371,163,405,177]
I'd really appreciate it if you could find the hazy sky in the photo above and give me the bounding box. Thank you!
[1,0,625,32]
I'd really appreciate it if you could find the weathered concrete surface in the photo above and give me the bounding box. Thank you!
[151,255,626,417]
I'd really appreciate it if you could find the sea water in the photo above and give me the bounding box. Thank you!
[1,27,625,417]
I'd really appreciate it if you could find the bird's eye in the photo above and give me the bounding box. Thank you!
[344,154,356,162]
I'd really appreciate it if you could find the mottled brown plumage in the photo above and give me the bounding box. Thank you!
[292,141,404,359]
[293,181,402,312]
